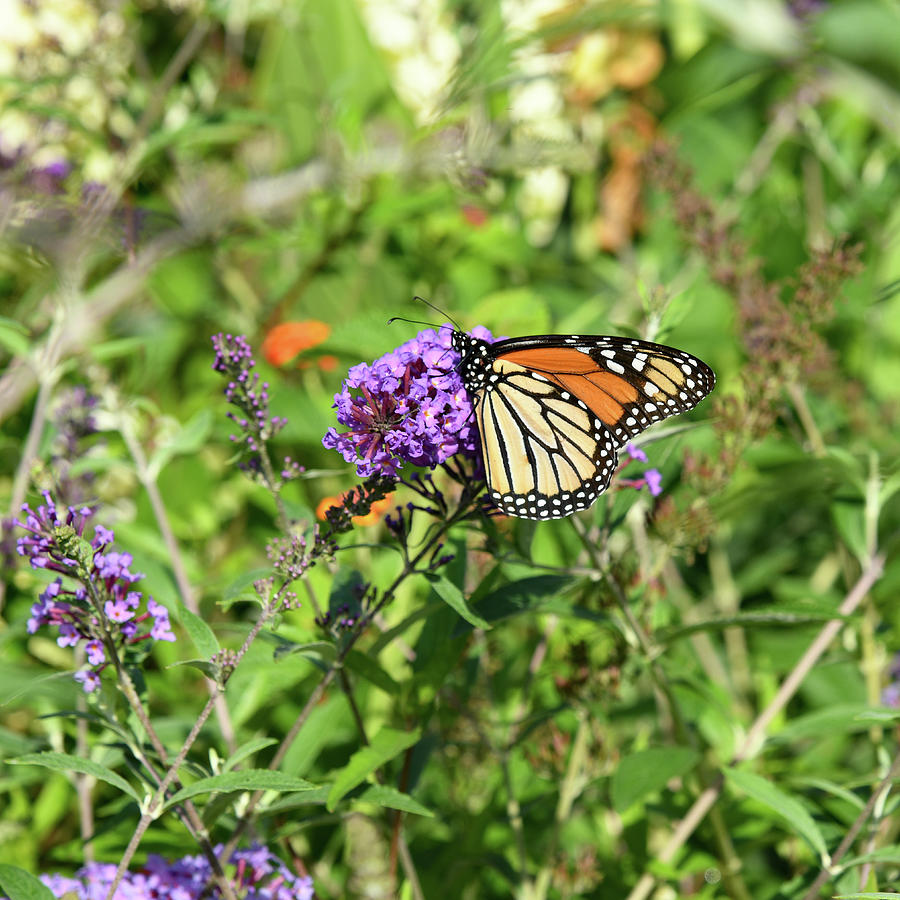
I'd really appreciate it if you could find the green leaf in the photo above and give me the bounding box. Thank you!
[430,576,490,629]
[272,640,337,671]
[832,500,867,562]
[176,606,219,658]
[853,708,900,723]
[356,784,434,817]
[89,336,150,362]
[344,649,400,694]
[0,318,30,357]
[327,727,421,811]
[659,605,850,643]
[222,569,272,608]
[726,768,828,862]
[611,747,700,812]
[833,894,900,899]
[10,752,140,802]
[0,864,56,900]
[452,575,576,632]
[771,704,882,742]
[880,470,900,508]
[791,776,865,811]
[223,737,279,772]
[147,409,213,479]
[164,770,317,808]
[840,845,900,870]
[167,659,219,678]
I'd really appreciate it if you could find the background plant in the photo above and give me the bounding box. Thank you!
[2,1,900,898]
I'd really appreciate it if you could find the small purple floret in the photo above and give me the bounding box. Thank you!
[626,443,648,463]
[644,469,663,497]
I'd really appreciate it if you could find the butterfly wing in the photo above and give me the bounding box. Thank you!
[493,336,715,447]
[473,366,617,519]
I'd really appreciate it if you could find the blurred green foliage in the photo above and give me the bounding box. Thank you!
[2,0,900,898]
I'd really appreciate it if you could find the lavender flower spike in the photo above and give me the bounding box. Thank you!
[16,492,175,693]
[323,325,495,478]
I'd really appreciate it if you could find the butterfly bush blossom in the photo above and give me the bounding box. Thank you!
[323,325,496,478]
[28,843,313,900]
[211,333,304,482]
[17,491,174,692]
[622,443,664,497]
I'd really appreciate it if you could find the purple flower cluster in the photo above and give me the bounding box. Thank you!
[211,333,288,451]
[620,444,664,497]
[17,491,174,693]
[49,384,100,505]
[211,334,305,483]
[28,843,313,900]
[323,325,495,478]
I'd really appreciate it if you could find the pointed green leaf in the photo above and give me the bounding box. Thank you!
[880,471,900,507]
[0,318,30,357]
[344,649,400,695]
[431,576,490,629]
[272,640,337,671]
[771,703,882,742]
[840,846,900,870]
[10,752,139,802]
[176,606,219,658]
[167,659,219,678]
[611,747,699,812]
[164,770,317,808]
[327,727,421,811]
[0,864,56,900]
[222,569,272,606]
[147,409,213,479]
[223,737,279,772]
[833,894,900,899]
[726,768,828,862]
[356,784,434,817]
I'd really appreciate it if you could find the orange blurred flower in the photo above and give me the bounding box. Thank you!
[596,103,657,252]
[262,320,331,367]
[317,354,339,372]
[566,29,664,106]
[316,492,394,526]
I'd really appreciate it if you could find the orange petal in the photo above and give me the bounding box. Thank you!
[262,320,332,366]
[316,492,394,526]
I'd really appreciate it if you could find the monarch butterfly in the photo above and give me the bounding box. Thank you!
[450,329,715,520]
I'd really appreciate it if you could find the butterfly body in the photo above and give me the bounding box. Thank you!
[451,330,715,520]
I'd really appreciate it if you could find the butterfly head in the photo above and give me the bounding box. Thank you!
[451,330,492,389]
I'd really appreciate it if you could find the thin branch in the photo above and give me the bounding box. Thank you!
[119,412,238,754]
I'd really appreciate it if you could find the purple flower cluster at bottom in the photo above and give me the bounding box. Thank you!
[24,844,313,900]
[323,325,495,479]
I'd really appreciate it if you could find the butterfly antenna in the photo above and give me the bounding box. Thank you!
[413,296,464,333]
[387,315,446,329]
